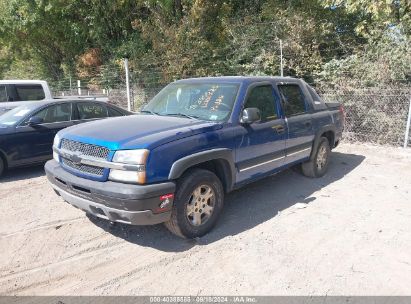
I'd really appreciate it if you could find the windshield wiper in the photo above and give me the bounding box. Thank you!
[163,113,201,120]
[142,110,201,120]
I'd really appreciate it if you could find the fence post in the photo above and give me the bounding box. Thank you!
[69,75,72,95]
[124,58,132,112]
[77,80,81,95]
[280,39,283,77]
[403,94,411,148]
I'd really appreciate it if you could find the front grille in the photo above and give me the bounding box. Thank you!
[60,138,109,177]
[61,139,109,160]
[62,158,105,176]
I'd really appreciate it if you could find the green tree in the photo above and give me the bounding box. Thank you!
[320,0,411,38]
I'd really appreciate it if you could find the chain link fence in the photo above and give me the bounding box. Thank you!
[320,87,411,146]
[52,66,411,148]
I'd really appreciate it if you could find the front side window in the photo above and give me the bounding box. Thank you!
[143,83,239,121]
[278,84,306,116]
[77,103,108,119]
[244,85,277,121]
[0,85,8,102]
[25,103,72,124]
[15,84,45,101]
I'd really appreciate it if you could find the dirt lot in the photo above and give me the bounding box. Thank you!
[0,143,411,295]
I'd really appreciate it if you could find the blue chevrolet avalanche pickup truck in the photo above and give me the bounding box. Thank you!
[45,76,344,238]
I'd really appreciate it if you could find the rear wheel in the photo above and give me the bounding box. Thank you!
[302,137,331,178]
[165,169,224,238]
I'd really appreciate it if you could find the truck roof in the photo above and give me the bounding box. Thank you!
[0,79,48,85]
[175,76,302,84]
[10,98,110,107]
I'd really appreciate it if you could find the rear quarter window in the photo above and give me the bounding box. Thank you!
[14,84,45,101]
[306,85,323,102]
[108,107,125,117]
[306,84,327,110]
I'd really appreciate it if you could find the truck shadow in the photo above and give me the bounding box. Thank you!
[88,151,365,252]
[0,164,45,184]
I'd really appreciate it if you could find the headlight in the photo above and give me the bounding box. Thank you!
[111,149,149,164]
[109,149,149,184]
[53,133,61,148]
[53,134,61,162]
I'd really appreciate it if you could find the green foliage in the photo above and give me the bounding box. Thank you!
[320,0,411,37]
[0,0,409,88]
[0,0,88,79]
[2,57,49,80]
[319,28,410,86]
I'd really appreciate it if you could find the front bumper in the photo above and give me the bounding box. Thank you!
[45,160,175,225]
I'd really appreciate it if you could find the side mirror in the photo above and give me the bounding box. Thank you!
[241,108,261,124]
[28,116,44,126]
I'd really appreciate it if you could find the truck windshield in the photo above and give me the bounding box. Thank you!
[143,83,239,121]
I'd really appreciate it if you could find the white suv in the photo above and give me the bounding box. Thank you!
[0,80,53,114]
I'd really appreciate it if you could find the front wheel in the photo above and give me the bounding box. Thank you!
[302,137,331,178]
[0,157,4,177]
[164,169,224,238]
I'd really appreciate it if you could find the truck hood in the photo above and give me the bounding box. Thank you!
[59,114,223,150]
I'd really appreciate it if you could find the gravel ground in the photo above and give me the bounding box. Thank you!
[0,143,410,296]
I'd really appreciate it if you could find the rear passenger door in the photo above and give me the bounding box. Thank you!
[277,83,314,164]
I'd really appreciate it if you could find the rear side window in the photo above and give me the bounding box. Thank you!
[77,102,108,119]
[0,85,7,102]
[278,84,306,116]
[15,84,45,101]
[244,85,277,121]
[108,106,124,117]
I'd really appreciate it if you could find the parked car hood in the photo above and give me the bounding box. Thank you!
[0,101,40,115]
[59,114,223,150]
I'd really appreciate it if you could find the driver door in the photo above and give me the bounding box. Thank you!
[14,102,74,164]
[235,83,287,183]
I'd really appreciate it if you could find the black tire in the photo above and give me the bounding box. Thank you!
[164,168,224,238]
[0,157,4,178]
[302,137,331,178]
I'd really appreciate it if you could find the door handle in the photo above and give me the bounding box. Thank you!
[305,121,312,128]
[272,125,285,134]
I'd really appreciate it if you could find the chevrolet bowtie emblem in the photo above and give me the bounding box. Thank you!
[69,152,82,165]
